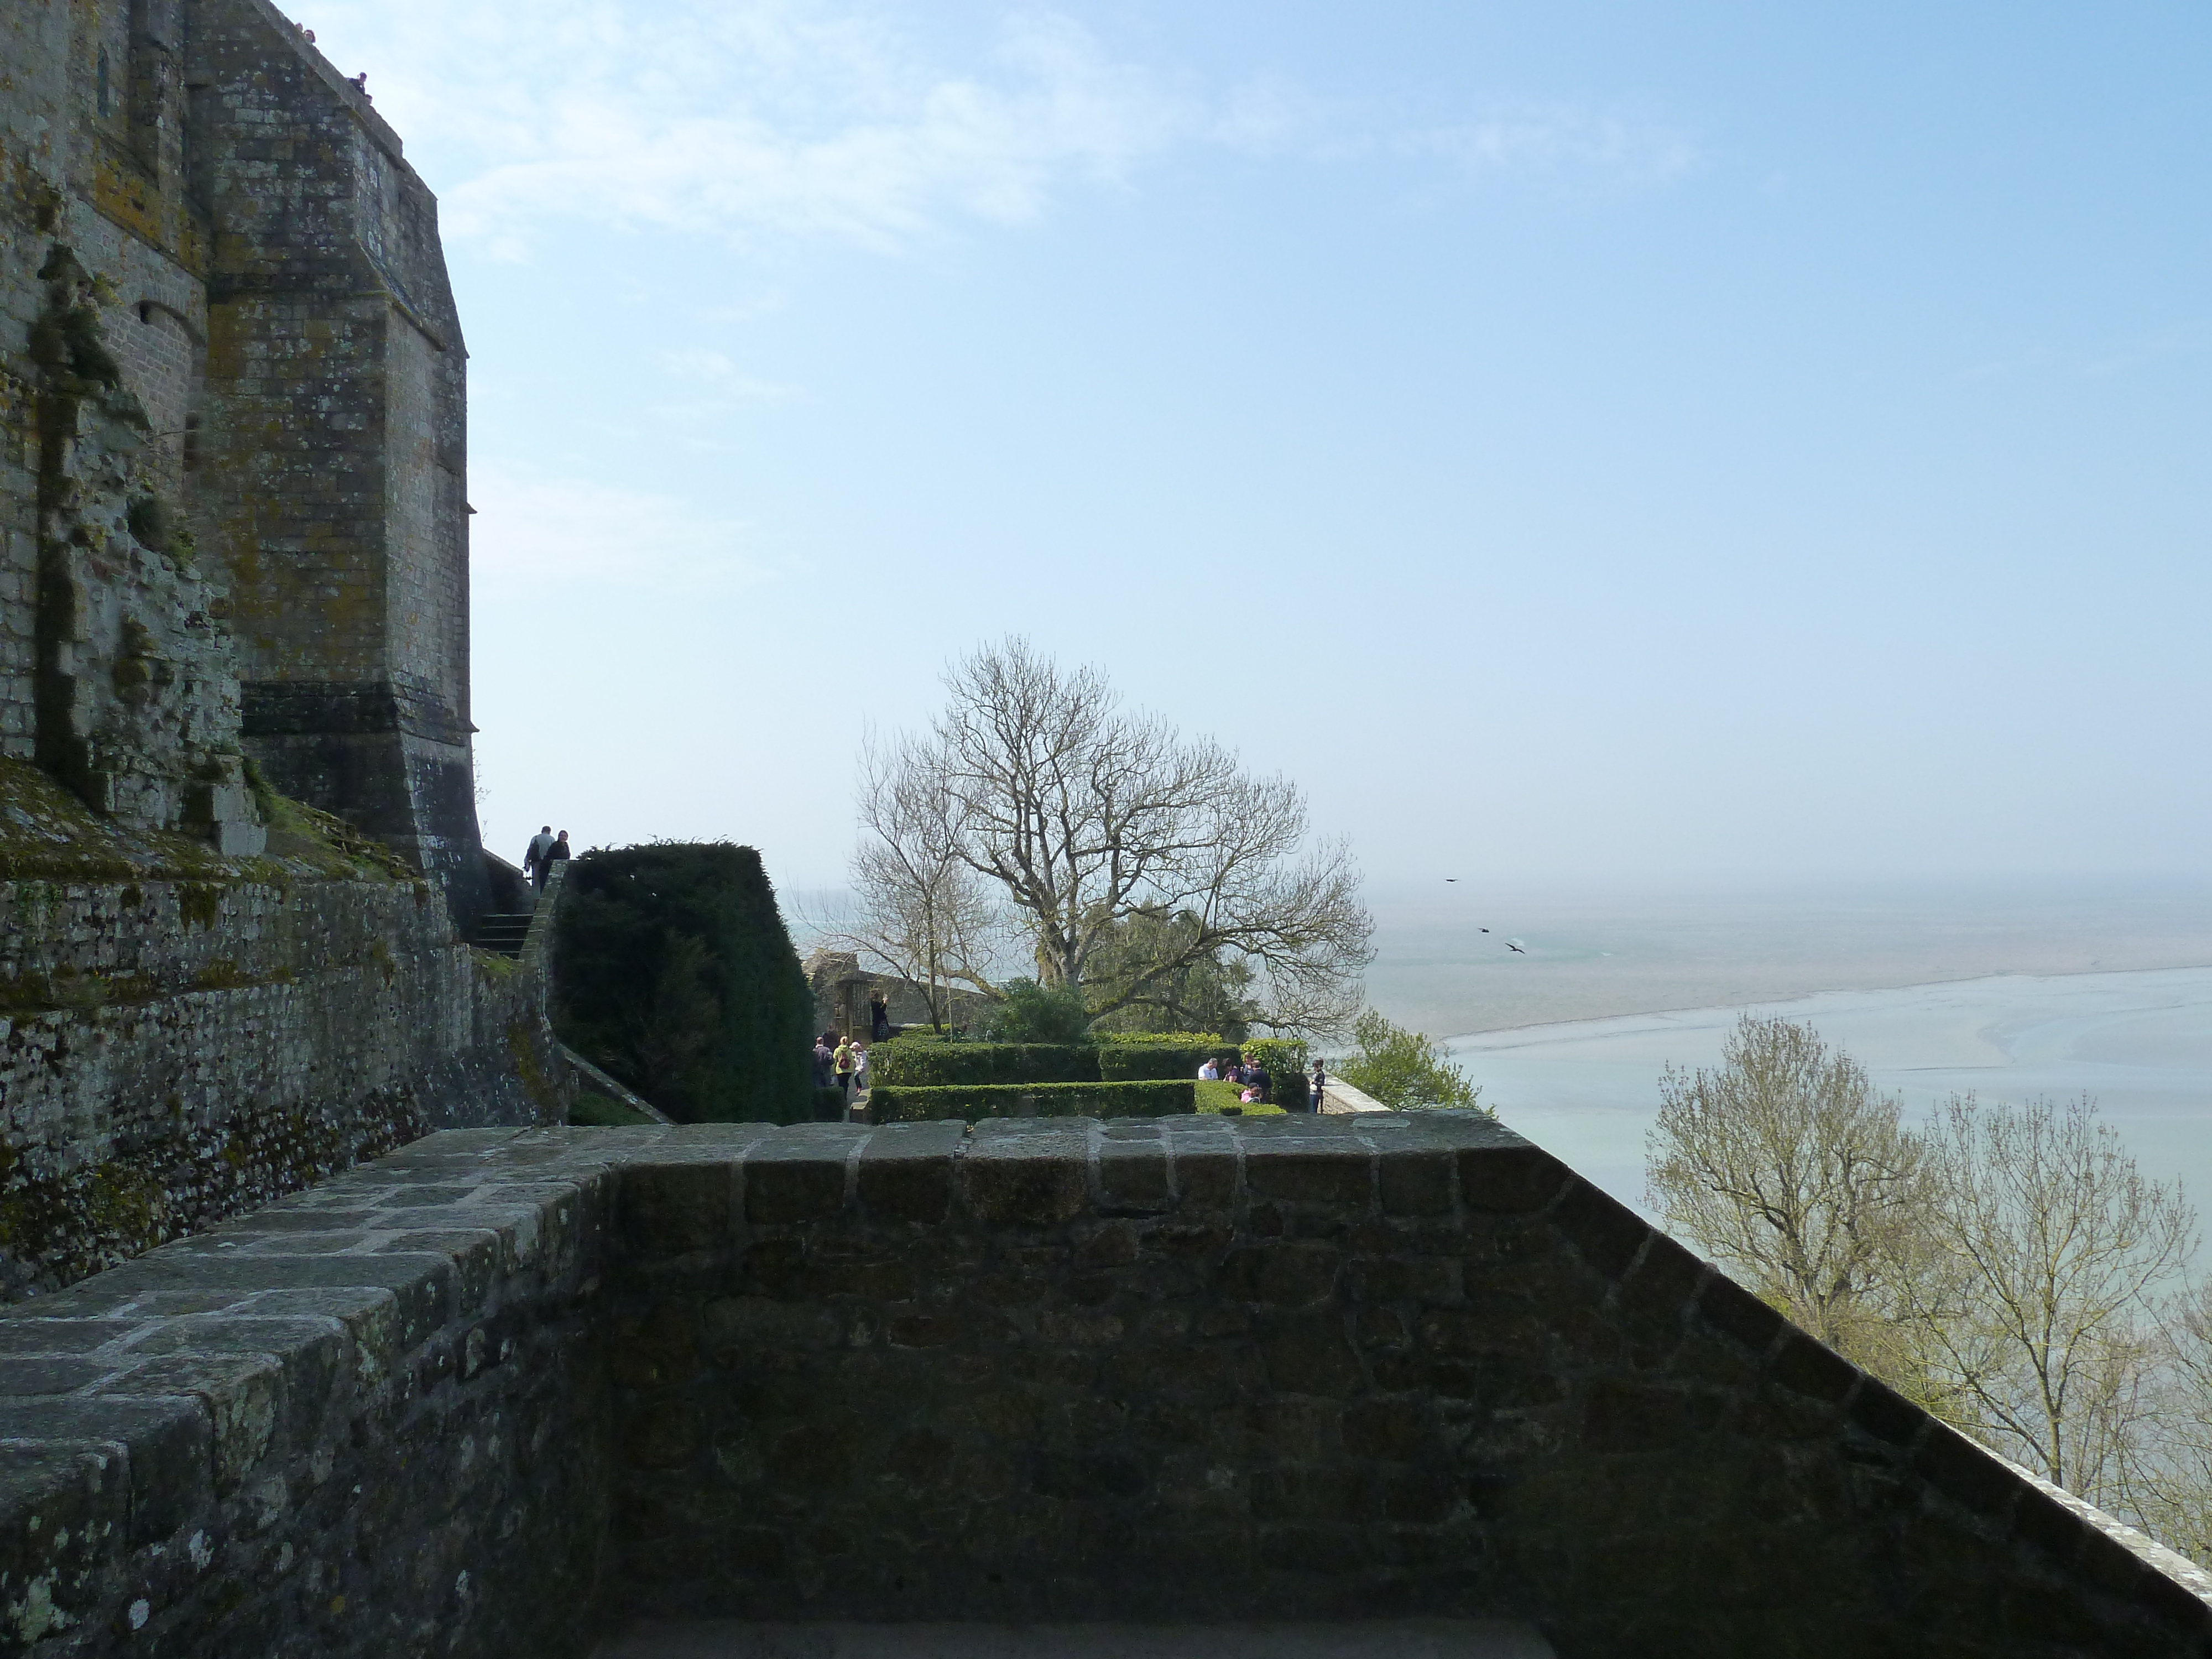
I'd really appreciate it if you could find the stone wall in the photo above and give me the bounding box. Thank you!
[804,950,988,1040]
[0,2,259,853]
[0,756,569,1305]
[6,1117,2209,1657]
[0,1128,610,1657]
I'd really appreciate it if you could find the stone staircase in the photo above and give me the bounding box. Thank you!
[473,905,538,958]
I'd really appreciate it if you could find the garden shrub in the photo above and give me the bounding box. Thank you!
[976,978,1094,1044]
[556,842,814,1124]
[1334,1011,1484,1112]
[868,1041,1102,1086]
[868,1080,1196,1124]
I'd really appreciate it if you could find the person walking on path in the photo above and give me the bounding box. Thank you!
[812,1035,835,1092]
[524,826,556,890]
[1309,1058,1327,1114]
[833,1036,855,1108]
[545,831,572,884]
[851,1042,870,1099]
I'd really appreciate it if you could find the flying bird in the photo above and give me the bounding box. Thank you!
[1445,878,1457,883]
[1506,940,1527,954]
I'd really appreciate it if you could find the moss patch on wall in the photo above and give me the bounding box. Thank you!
[507,1018,563,1114]
[0,966,162,1014]
[0,755,413,885]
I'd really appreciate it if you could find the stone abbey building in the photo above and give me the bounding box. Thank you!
[2,0,484,917]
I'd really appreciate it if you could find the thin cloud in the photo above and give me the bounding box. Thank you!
[1409,105,1699,184]
[289,0,1699,253]
[661,351,797,400]
[468,461,776,592]
[290,0,1199,251]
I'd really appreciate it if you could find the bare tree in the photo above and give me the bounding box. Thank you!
[2127,1279,2212,1563]
[1645,1016,1935,1377]
[840,732,1001,1032]
[860,638,1372,1036]
[1913,1094,2195,1506]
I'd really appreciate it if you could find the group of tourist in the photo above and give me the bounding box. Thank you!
[1199,1054,1330,1110]
[521,826,571,890]
[812,1032,870,1110]
[1199,1053,1274,1104]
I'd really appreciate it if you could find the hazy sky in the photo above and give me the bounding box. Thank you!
[289,0,2211,893]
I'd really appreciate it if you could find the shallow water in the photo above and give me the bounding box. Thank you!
[1441,965,2212,1218]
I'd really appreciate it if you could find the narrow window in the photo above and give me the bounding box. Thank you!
[97,47,111,115]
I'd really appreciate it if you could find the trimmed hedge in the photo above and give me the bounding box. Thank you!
[556,842,813,1124]
[868,1080,1196,1124]
[1098,1044,1244,1081]
[868,1041,1101,1087]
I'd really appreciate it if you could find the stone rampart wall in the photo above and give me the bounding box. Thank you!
[6,1118,2210,1657]
[0,876,565,1302]
[0,757,568,1305]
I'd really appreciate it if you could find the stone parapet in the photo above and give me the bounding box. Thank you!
[0,1129,616,1656]
[4,1117,2210,1656]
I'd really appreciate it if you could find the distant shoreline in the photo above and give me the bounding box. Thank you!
[1438,959,2212,1048]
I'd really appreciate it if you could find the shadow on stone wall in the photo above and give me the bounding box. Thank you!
[2,1115,2207,1657]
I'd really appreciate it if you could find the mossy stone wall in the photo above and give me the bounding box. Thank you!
[0,761,568,1302]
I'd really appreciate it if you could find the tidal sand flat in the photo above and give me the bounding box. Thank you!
[1443,966,2212,1217]
[1365,876,2212,1039]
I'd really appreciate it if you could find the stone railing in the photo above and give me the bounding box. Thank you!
[3,1114,2209,1657]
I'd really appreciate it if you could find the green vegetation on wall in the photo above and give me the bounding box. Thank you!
[869,1040,1102,1087]
[868,1079,1195,1124]
[556,842,812,1124]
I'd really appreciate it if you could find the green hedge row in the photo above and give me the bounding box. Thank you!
[556,842,813,1124]
[868,1080,1196,1124]
[867,1041,1101,1086]
[1097,1044,1244,1081]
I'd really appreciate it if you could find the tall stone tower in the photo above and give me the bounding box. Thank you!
[190,0,488,921]
[0,0,491,924]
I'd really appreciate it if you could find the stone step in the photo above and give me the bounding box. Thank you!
[473,912,536,958]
